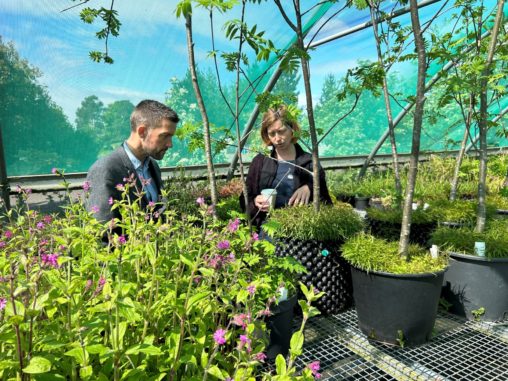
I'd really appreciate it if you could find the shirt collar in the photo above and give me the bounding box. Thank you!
[123,142,150,171]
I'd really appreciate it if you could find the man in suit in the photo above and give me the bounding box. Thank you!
[86,99,179,222]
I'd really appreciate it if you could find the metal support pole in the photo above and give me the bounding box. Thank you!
[0,123,11,211]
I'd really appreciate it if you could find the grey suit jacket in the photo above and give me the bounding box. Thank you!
[86,145,163,222]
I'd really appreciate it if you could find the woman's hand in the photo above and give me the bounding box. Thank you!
[254,194,270,212]
[289,184,310,206]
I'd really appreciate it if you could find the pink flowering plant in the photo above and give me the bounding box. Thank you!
[0,176,322,380]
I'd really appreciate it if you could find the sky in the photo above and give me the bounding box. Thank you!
[0,0,485,125]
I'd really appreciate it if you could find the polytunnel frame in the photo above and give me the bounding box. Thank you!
[227,0,445,179]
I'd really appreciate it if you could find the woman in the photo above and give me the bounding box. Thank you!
[241,104,332,229]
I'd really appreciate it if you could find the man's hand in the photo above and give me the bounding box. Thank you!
[289,184,311,206]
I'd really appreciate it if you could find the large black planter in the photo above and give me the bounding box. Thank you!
[442,252,508,321]
[275,238,353,315]
[265,294,298,360]
[351,267,445,346]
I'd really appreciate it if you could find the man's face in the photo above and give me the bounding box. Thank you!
[141,119,177,160]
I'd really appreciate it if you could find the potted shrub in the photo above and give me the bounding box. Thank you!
[431,219,508,321]
[264,203,364,315]
[342,233,448,346]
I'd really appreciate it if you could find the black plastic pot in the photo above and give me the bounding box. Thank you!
[442,252,508,322]
[265,294,297,360]
[354,196,370,211]
[351,267,445,346]
[275,238,353,315]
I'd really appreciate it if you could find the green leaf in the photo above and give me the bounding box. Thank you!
[289,331,304,356]
[179,253,194,268]
[275,354,286,375]
[22,356,52,374]
[206,365,225,380]
[64,347,85,364]
[86,344,109,355]
[125,344,162,356]
[80,365,93,379]
[187,291,211,311]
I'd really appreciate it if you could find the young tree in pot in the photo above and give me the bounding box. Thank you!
[339,0,448,347]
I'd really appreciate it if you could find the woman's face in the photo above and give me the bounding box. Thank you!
[267,120,293,150]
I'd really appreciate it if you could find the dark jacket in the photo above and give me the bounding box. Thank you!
[86,145,163,223]
[240,143,332,229]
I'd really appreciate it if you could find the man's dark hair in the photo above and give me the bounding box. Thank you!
[130,100,179,131]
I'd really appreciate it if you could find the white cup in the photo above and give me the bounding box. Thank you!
[261,188,277,210]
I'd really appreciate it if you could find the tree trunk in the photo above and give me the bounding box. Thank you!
[295,1,321,212]
[399,0,427,258]
[185,13,218,206]
[450,94,474,201]
[368,0,402,204]
[234,0,252,227]
[475,0,504,233]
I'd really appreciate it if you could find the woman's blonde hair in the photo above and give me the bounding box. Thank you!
[260,104,300,146]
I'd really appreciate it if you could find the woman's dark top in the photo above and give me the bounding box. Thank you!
[272,160,295,208]
[240,143,332,229]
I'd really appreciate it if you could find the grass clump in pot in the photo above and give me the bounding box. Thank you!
[431,219,508,259]
[342,233,448,274]
[265,203,364,242]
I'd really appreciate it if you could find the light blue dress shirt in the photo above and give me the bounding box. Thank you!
[123,142,158,202]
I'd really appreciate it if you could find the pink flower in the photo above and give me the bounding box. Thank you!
[213,328,227,345]
[217,240,230,250]
[43,215,52,224]
[307,361,321,379]
[83,181,91,192]
[238,334,251,352]
[232,313,250,329]
[117,235,127,245]
[41,253,59,268]
[228,218,240,233]
[196,197,205,206]
[51,167,58,174]
[85,279,93,291]
[107,197,114,205]
[254,352,267,362]
[247,284,256,296]
[0,297,6,311]
[98,276,106,287]
[4,230,13,239]
[116,184,125,191]
[148,201,155,208]
[91,205,100,214]
[36,222,45,230]
[251,232,259,241]
[0,241,5,248]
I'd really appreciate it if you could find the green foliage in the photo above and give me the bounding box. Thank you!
[366,206,436,225]
[265,204,364,241]
[0,177,318,379]
[430,219,508,259]
[342,234,448,274]
[215,196,242,221]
